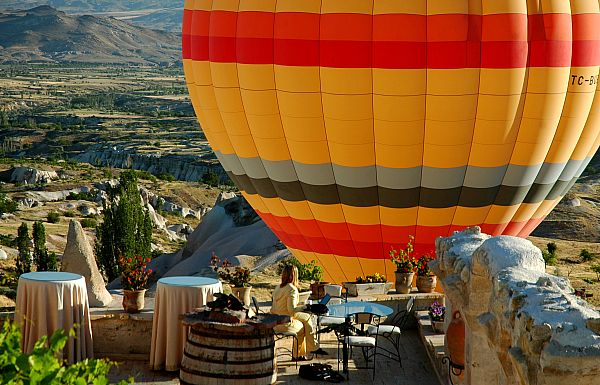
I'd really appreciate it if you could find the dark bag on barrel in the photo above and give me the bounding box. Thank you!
[305,303,328,315]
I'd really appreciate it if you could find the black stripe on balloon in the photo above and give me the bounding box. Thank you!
[226,172,574,208]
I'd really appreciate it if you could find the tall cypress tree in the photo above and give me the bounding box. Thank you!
[96,170,152,282]
[16,222,31,275]
[32,221,54,271]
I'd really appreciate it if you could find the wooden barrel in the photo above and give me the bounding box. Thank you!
[180,322,277,385]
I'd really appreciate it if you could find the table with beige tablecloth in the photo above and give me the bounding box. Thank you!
[15,271,93,364]
[150,276,222,371]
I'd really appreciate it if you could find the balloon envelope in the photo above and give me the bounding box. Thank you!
[183,0,600,283]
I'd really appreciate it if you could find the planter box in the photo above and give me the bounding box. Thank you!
[343,282,393,297]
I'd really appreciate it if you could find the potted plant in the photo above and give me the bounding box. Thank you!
[343,273,392,297]
[210,254,252,306]
[428,300,445,333]
[119,255,152,313]
[416,254,437,293]
[389,235,417,294]
[303,260,327,299]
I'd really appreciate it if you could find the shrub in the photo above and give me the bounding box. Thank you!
[0,193,18,215]
[201,171,220,187]
[80,218,97,229]
[277,257,324,282]
[47,211,60,223]
[580,249,595,262]
[547,242,558,256]
[542,250,557,266]
[64,211,76,218]
[0,321,131,384]
[156,172,175,182]
[591,264,600,281]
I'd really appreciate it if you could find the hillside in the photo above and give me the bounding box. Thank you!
[0,0,180,13]
[0,6,181,65]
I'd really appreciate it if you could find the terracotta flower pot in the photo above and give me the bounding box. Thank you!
[417,275,437,293]
[231,286,252,307]
[122,289,146,313]
[394,272,414,294]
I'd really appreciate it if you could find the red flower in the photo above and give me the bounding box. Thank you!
[148,269,153,274]
[127,258,132,263]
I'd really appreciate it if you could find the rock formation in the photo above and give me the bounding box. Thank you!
[0,166,59,185]
[147,194,288,280]
[62,220,112,307]
[432,227,600,385]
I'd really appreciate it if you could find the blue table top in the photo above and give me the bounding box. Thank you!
[327,301,394,318]
[20,272,82,282]
[158,276,220,287]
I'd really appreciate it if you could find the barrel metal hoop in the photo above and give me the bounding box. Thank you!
[180,365,275,380]
[183,349,275,366]
[185,337,276,352]
[190,327,273,341]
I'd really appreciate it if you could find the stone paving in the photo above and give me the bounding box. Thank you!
[108,329,439,385]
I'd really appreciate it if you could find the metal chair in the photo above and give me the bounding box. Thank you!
[366,296,415,367]
[253,296,300,368]
[337,312,381,380]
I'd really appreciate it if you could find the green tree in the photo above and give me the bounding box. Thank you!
[0,193,18,215]
[16,222,31,275]
[201,171,220,187]
[591,264,600,281]
[0,111,9,128]
[32,221,56,271]
[96,170,152,281]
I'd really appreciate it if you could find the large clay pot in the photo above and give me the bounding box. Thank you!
[417,275,437,293]
[122,289,146,313]
[394,272,414,294]
[446,310,465,368]
[231,286,252,307]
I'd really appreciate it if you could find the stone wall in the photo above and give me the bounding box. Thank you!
[432,227,600,385]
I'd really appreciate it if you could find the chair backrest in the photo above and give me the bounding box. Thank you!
[390,296,415,329]
[252,296,261,314]
[319,293,331,305]
[298,291,311,305]
[351,312,381,332]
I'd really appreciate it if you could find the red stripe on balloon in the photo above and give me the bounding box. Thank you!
[255,211,538,259]
[182,9,192,59]
[187,10,600,68]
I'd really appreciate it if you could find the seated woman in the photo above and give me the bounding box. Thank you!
[271,265,319,360]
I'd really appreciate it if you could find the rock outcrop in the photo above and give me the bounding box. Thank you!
[0,166,59,185]
[61,220,112,307]
[433,227,600,385]
[75,145,226,182]
[147,194,289,280]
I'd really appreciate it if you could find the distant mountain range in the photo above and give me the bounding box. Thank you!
[0,6,181,65]
[0,0,183,32]
[0,0,180,13]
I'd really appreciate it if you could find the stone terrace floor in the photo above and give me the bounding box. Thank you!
[108,329,439,385]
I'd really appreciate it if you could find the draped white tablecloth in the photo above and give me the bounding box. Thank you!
[15,272,93,364]
[150,276,222,371]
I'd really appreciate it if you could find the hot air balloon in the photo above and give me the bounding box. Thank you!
[182,0,600,283]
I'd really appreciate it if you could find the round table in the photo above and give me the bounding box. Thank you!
[150,276,222,371]
[15,271,93,364]
[327,301,393,377]
[327,301,394,318]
